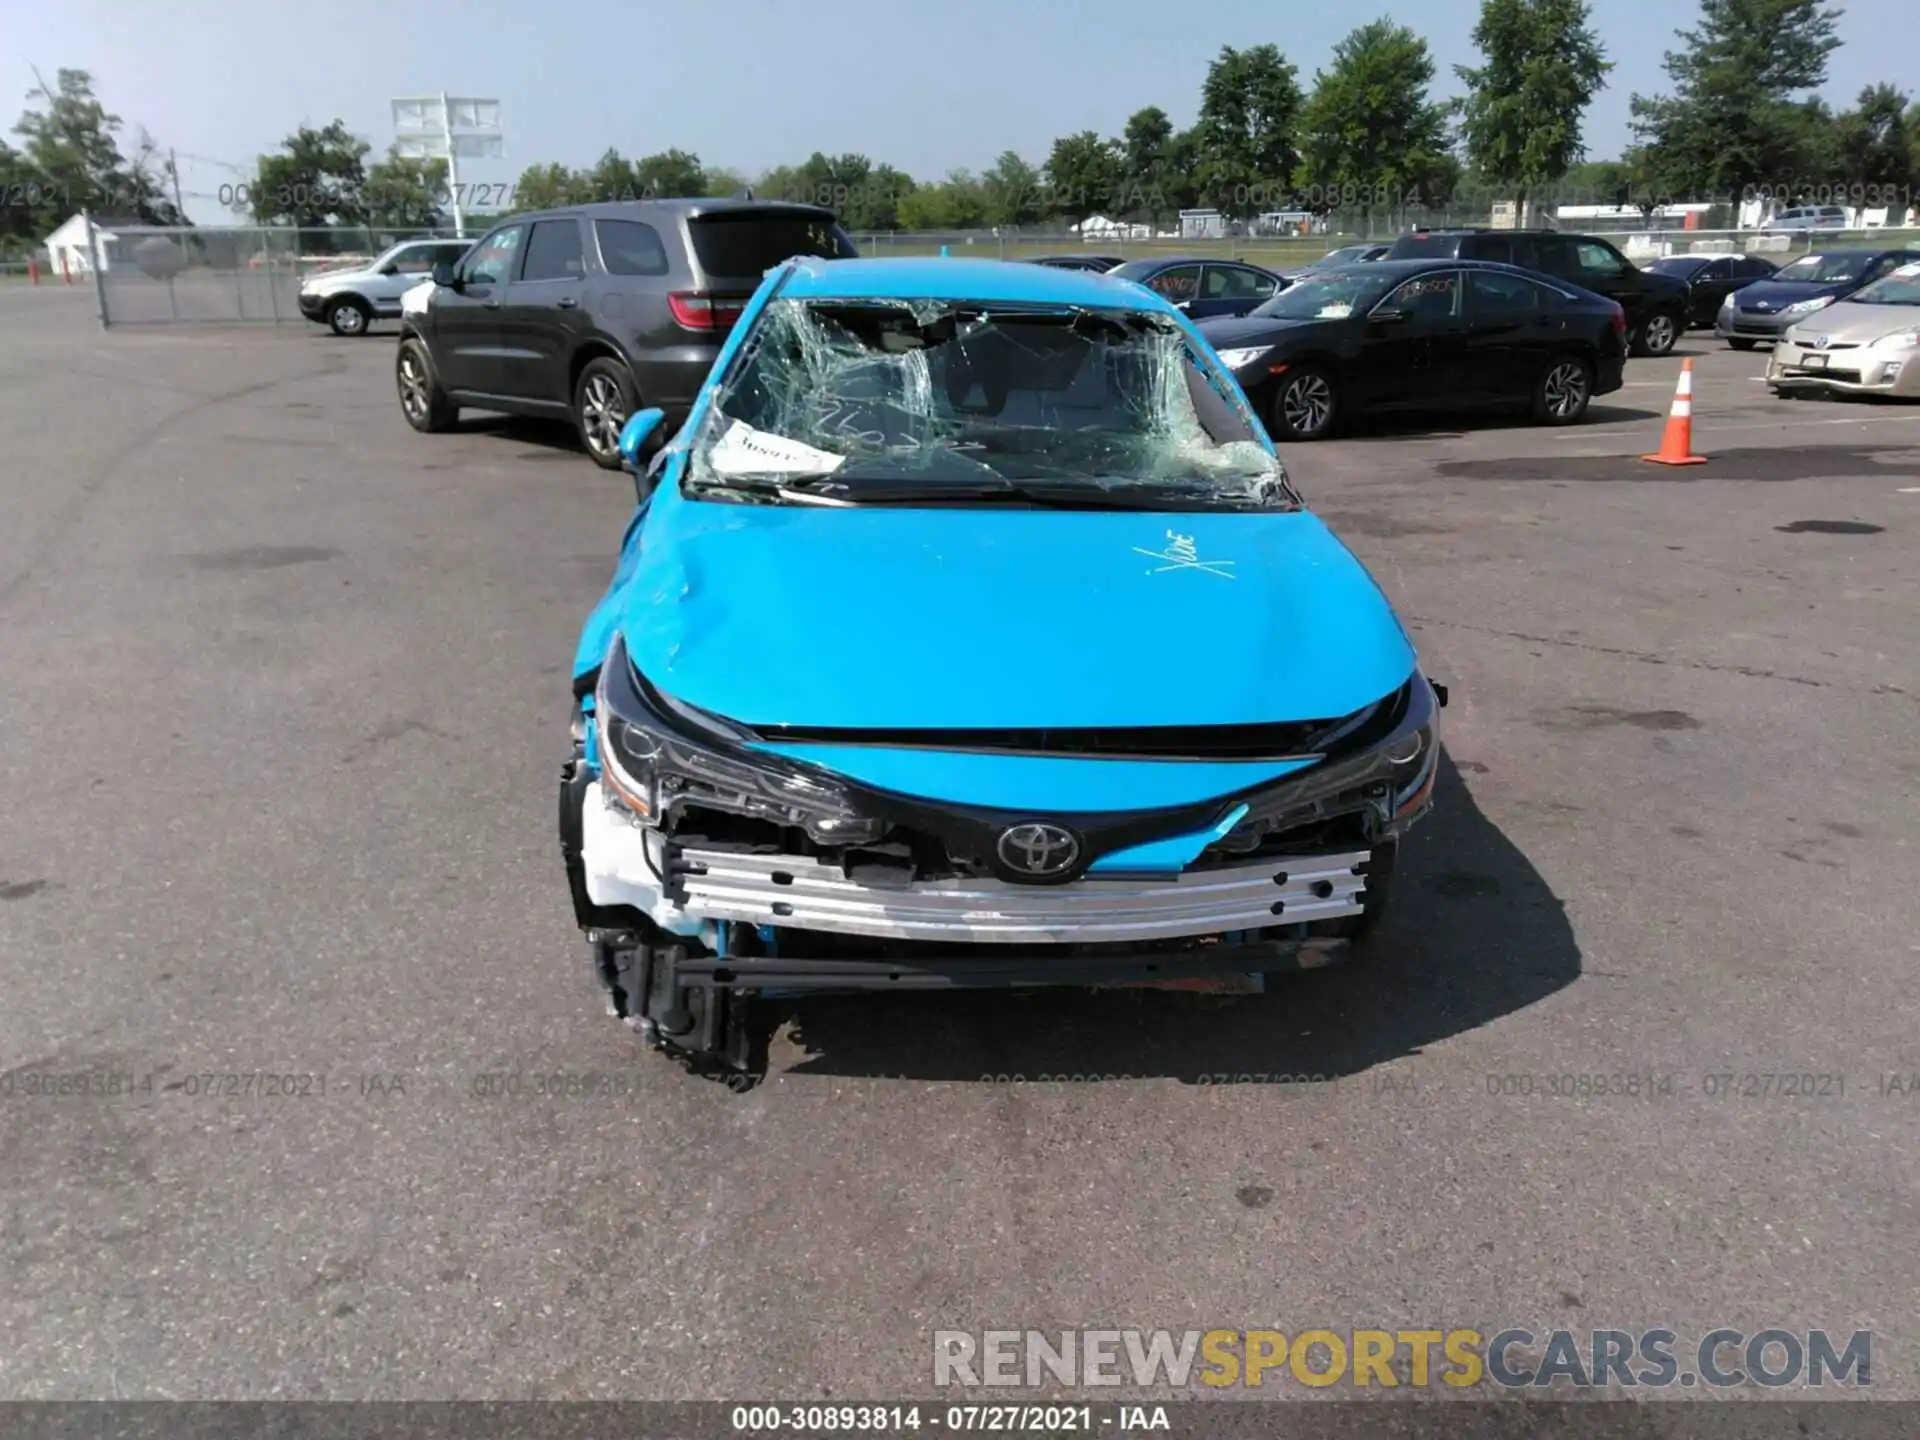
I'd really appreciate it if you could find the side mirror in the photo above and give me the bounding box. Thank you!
[431,260,461,289]
[618,408,667,469]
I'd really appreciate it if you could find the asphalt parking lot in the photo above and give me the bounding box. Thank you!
[2,285,1917,1403]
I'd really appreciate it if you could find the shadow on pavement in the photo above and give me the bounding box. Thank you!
[771,753,1581,1084]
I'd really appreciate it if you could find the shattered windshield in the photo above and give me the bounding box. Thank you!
[682,296,1295,509]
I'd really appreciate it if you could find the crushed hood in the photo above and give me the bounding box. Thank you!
[612,489,1416,731]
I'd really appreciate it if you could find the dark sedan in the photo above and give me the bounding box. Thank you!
[1645,252,1780,327]
[1108,254,1286,318]
[1279,243,1391,282]
[1198,259,1627,440]
[1024,253,1124,272]
[1715,248,1920,347]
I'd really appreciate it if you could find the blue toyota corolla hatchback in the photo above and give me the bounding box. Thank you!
[559,256,1445,1080]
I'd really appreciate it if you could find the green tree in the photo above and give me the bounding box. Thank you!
[1120,106,1175,225]
[898,170,987,230]
[704,165,749,197]
[1628,0,1842,208]
[361,146,448,230]
[1833,84,1915,198]
[246,120,371,233]
[633,148,707,198]
[512,162,587,211]
[980,150,1044,227]
[583,147,641,202]
[1456,0,1611,220]
[1193,44,1304,217]
[13,68,181,230]
[1044,131,1123,223]
[1294,20,1451,225]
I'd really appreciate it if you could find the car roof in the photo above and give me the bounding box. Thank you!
[777,256,1177,309]
[1111,254,1264,270]
[495,197,839,225]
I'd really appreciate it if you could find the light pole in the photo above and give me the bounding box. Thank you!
[392,95,503,237]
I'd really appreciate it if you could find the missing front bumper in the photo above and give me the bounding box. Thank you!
[579,782,1371,946]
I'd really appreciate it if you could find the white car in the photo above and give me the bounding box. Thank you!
[296,237,474,336]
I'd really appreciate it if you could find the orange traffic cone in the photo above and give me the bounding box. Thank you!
[1642,358,1707,466]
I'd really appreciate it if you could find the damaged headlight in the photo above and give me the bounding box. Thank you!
[1212,674,1441,851]
[592,635,885,846]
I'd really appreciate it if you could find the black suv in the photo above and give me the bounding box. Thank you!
[1383,228,1691,357]
[395,199,857,468]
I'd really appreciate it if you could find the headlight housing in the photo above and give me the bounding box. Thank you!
[592,635,885,845]
[1783,296,1835,315]
[1210,673,1441,854]
[1215,346,1274,371]
[1875,329,1920,350]
[1719,293,1735,311]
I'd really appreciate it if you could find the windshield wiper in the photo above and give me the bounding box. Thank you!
[783,474,1295,511]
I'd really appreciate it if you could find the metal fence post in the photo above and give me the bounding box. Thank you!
[85,211,110,329]
[266,227,282,322]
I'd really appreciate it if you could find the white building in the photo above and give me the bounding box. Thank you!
[43,213,143,275]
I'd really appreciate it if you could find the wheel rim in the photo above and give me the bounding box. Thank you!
[1281,374,1332,434]
[398,352,428,420]
[581,373,627,456]
[1543,361,1589,417]
[336,304,364,334]
[1645,315,1674,352]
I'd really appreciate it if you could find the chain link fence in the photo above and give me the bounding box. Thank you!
[62,218,1920,327]
[80,225,454,326]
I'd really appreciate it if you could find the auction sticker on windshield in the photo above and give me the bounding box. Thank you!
[708,419,845,477]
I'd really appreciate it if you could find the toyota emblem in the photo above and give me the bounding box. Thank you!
[996,823,1081,878]
[1815,335,1830,349]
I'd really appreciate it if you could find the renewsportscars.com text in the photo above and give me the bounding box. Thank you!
[933,1328,1872,1390]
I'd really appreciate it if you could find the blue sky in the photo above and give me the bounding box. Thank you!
[4,0,1908,223]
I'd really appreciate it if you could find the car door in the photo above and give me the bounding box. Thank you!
[1141,264,1203,314]
[431,222,525,395]
[373,242,440,314]
[1463,269,1559,397]
[496,216,587,407]
[1358,269,1465,408]
[1193,263,1279,319]
[1691,256,1736,325]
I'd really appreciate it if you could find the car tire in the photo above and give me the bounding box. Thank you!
[1633,309,1681,358]
[1531,354,1594,426]
[1268,366,1338,441]
[1727,338,1757,351]
[326,296,372,337]
[396,337,456,433]
[574,357,639,471]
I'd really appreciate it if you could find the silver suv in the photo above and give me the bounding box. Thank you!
[297,237,474,336]
[1766,205,1849,233]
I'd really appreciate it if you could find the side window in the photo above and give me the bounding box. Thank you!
[1702,258,1733,281]
[1476,236,1514,265]
[1380,270,1460,321]
[1531,237,1579,278]
[462,225,525,285]
[1203,265,1267,299]
[1864,254,1902,281]
[1146,265,1202,302]
[390,245,438,275]
[1736,257,1774,279]
[438,243,472,268]
[521,219,586,282]
[1467,269,1541,317]
[594,218,670,277]
[1576,241,1628,279]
